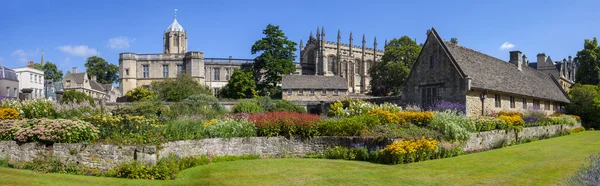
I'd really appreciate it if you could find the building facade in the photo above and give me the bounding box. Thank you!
[299,28,384,93]
[282,75,348,101]
[403,28,570,116]
[62,67,109,101]
[0,66,19,99]
[14,62,45,99]
[526,54,577,92]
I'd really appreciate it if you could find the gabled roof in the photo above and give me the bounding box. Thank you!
[430,28,570,103]
[282,75,348,89]
[64,71,107,92]
[71,72,87,84]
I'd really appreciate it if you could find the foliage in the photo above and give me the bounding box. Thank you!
[272,99,306,113]
[251,24,297,96]
[378,137,439,164]
[471,116,507,132]
[220,69,256,99]
[82,114,163,145]
[429,100,466,113]
[571,127,586,133]
[249,111,320,139]
[368,109,406,126]
[53,101,101,119]
[150,73,212,102]
[233,100,264,114]
[35,62,63,82]
[574,38,600,85]
[168,94,227,120]
[109,154,260,180]
[317,115,380,136]
[497,111,524,117]
[204,118,256,138]
[255,96,276,111]
[0,108,19,120]
[125,87,156,101]
[0,119,98,143]
[369,36,421,95]
[497,115,525,132]
[566,84,600,129]
[162,117,206,141]
[112,99,170,120]
[365,125,442,140]
[428,111,474,142]
[62,90,95,106]
[323,146,350,160]
[328,101,346,117]
[84,56,119,84]
[564,152,600,186]
[396,111,435,126]
[1,99,55,119]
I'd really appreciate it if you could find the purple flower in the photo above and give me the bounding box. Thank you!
[429,100,466,113]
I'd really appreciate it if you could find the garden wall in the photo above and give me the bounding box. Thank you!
[0,123,580,170]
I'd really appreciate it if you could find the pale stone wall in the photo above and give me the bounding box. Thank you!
[466,90,560,116]
[283,89,349,101]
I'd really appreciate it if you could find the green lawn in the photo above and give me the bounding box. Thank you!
[2,131,600,186]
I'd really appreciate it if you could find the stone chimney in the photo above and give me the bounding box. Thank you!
[523,54,528,66]
[72,67,77,73]
[28,61,34,68]
[90,75,97,81]
[509,51,522,70]
[537,53,546,65]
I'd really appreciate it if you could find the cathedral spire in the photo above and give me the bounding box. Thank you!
[337,29,341,39]
[384,39,388,47]
[362,34,366,44]
[349,32,353,41]
[316,26,320,39]
[374,36,377,45]
[299,39,303,51]
[41,48,45,66]
[310,31,313,40]
[321,26,325,37]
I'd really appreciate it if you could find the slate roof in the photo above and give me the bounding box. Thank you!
[432,29,570,103]
[71,73,87,84]
[68,72,107,92]
[282,75,348,90]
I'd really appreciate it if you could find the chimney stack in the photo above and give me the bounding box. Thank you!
[28,61,34,68]
[523,54,528,66]
[72,67,77,73]
[91,75,97,81]
[509,51,522,70]
[537,53,546,65]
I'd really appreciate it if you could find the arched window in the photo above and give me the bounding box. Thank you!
[341,61,346,77]
[328,56,336,75]
[354,59,360,74]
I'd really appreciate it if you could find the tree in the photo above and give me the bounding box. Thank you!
[369,36,421,96]
[125,87,156,101]
[575,38,600,85]
[34,62,63,82]
[85,56,119,84]
[150,73,212,102]
[251,24,297,96]
[566,84,600,129]
[221,69,256,99]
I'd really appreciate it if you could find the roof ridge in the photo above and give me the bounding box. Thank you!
[443,41,509,64]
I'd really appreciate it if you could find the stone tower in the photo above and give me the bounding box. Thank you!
[164,9,187,54]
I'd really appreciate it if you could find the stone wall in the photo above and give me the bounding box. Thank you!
[465,89,560,117]
[462,123,580,152]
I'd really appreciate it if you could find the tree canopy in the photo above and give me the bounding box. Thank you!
[150,73,212,102]
[369,36,422,96]
[85,56,119,84]
[574,38,600,85]
[34,62,63,82]
[251,24,297,96]
[220,69,256,99]
[566,84,600,129]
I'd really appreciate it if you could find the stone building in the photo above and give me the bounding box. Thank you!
[403,28,570,116]
[281,75,348,101]
[63,67,118,102]
[299,27,384,93]
[13,62,45,99]
[0,66,19,99]
[526,54,577,92]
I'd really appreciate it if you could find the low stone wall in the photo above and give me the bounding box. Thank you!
[462,123,581,153]
[0,123,581,170]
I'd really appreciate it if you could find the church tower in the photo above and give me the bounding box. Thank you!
[164,9,187,54]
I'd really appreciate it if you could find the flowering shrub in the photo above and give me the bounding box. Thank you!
[317,115,380,136]
[233,100,264,114]
[1,99,55,119]
[221,113,251,121]
[571,127,585,133]
[365,125,442,140]
[564,152,600,186]
[162,118,206,141]
[497,111,523,117]
[428,111,474,142]
[471,116,507,132]
[0,119,98,143]
[53,101,102,119]
[328,101,346,117]
[396,111,435,126]
[429,100,466,113]
[498,115,525,131]
[378,137,439,164]
[249,112,320,138]
[368,109,406,126]
[0,108,19,120]
[204,118,256,138]
[82,115,164,145]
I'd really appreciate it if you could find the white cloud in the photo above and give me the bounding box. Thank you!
[58,45,97,57]
[11,49,32,63]
[500,42,515,50]
[107,36,134,49]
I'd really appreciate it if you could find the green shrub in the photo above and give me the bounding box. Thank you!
[471,116,507,132]
[125,87,156,101]
[349,147,370,161]
[204,118,256,138]
[168,94,227,119]
[273,100,306,113]
[150,73,212,102]
[566,84,600,129]
[62,90,95,106]
[1,99,55,119]
[1,119,99,144]
[233,100,264,114]
[317,115,380,136]
[53,101,102,119]
[82,114,164,145]
[162,118,206,141]
[112,99,170,120]
[367,125,442,140]
[324,146,349,159]
[429,111,475,142]
[255,96,276,111]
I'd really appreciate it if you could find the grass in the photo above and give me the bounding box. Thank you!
[1,131,600,186]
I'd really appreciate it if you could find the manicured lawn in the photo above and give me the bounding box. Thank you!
[2,131,600,186]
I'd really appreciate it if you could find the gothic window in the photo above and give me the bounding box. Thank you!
[328,56,335,74]
[495,94,501,108]
[354,60,360,74]
[143,65,149,78]
[321,89,326,94]
[66,80,71,87]
[175,35,179,47]
[334,89,339,95]
[162,65,169,77]
[30,74,33,83]
[310,89,315,95]
[421,86,440,109]
[214,68,220,81]
[298,89,303,94]
[341,61,346,77]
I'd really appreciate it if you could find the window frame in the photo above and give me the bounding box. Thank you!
[298,89,304,95]
[321,89,327,95]
[310,89,315,95]
[429,55,435,69]
[287,89,292,95]
[494,94,501,108]
[522,98,527,109]
[510,96,515,108]
[177,65,183,74]
[334,89,339,95]
[213,68,220,81]
[162,65,169,77]
[143,65,149,78]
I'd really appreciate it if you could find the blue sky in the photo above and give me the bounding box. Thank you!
[0,0,598,74]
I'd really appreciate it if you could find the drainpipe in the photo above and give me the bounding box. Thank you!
[480,91,487,116]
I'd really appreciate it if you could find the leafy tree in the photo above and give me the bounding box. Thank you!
[251,24,297,96]
[125,87,156,101]
[34,62,63,82]
[84,56,119,84]
[575,38,600,85]
[62,90,95,106]
[369,36,421,96]
[566,84,600,129]
[150,73,212,102]
[221,69,256,99]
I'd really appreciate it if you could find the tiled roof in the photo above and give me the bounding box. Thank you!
[282,75,348,89]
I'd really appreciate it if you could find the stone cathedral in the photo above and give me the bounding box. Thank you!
[299,27,384,93]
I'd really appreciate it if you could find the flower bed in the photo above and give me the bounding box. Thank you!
[0,119,98,143]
